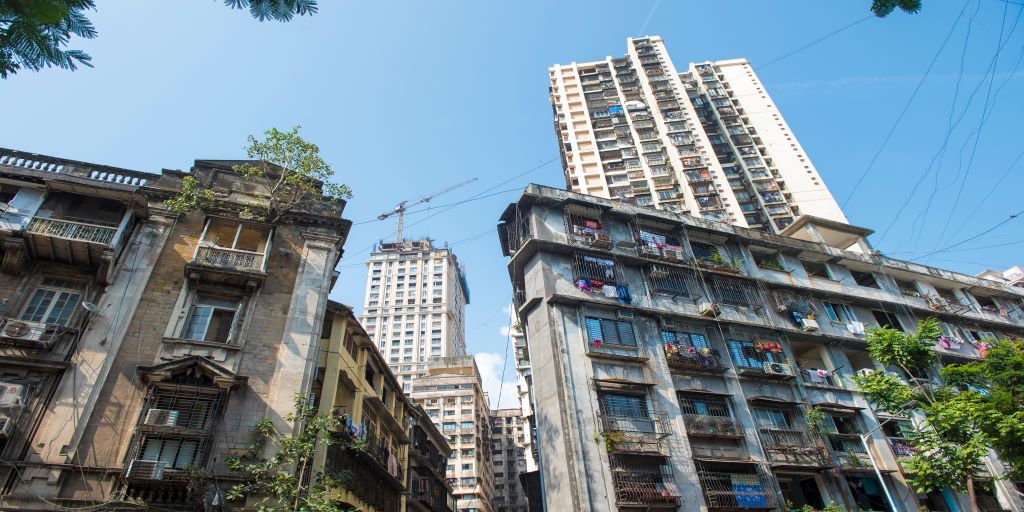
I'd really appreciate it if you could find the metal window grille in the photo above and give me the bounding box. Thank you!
[563,205,611,248]
[710,276,756,308]
[677,393,742,436]
[695,461,777,510]
[647,265,698,297]
[610,459,680,506]
[662,329,725,371]
[573,253,618,284]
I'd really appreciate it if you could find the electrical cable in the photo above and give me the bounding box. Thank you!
[493,307,515,410]
[927,0,1020,254]
[840,1,972,210]
[907,207,1024,261]
[755,15,874,71]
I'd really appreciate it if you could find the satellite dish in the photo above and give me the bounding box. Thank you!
[82,301,104,316]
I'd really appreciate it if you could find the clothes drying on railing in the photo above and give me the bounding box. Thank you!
[846,322,866,335]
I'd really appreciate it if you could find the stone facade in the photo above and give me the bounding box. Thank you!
[0,149,351,510]
[497,184,1024,512]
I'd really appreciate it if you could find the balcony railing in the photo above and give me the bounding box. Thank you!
[697,469,777,510]
[888,436,916,462]
[683,414,743,437]
[27,217,116,245]
[611,469,680,507]
[193,245,265,273]
[758,428,830,467]
[665,346,727,373]
[599,412,671,455]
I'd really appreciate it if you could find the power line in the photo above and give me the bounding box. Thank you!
[755,15,874,71]
[928,0,1020,253]
[908,207,1024,261]
[840,1,972,210]
[350,186,524,226]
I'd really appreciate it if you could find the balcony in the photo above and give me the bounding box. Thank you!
[696,462,777,511]
[600,411,672,456]
[587,338,648,361]
[188,218,271,285]
[19,192,131,280]
[666,346,728,373]
[683,414,743,438]
[888,437,915,470]
[611,464,680,509]
[325,440,403,512]
[410,474,454,512]
[758,428,830,468]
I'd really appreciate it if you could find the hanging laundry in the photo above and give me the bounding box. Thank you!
[583,220,600,230]
[616,284,632,305]
[576,279,592,292]
[847,322,866,335]
[593,338,602,348]
[791,311,803,326]
[938,335,951,349]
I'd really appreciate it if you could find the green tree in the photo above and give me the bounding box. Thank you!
[853,318,1022,512]
[0,0,317,78]
[225,393,361,512]
[165,125,352,222]
[871,0,923,17]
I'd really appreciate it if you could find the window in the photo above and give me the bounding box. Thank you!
[801,260,831,279]
[850,270,878,288]
[181,296,239,343]
[752,251,783,271]
[871,310,903,332]
[728,339,785,369]
[200,218,270,253]
[598,392,649,418]
[894,279,920,297]
[20,278,82,326]
[139,438,197,469]
[584,317,637,347]
[460,421,474,429]
[822,302,856,324]
[752,408,792,429]
[690,241,722,261]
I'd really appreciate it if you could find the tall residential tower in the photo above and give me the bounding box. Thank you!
[549,36,846,233]
[359,239,470,392]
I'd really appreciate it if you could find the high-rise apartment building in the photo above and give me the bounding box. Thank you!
[410,356,496,512]
[360,239,471,392]
[490,408,529,512]
[497,184,1024,512]
[549,36,846,233]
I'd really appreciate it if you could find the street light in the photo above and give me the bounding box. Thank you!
[858,401,918,512]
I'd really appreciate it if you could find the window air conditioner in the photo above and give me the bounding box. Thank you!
[0,413,13,439]
[143,409,180,427]
[0,319,52,343]
[587,233,612,250]
[662,249,685,262]
[800,318,820,332]
[126,460,165,480]
[0,382,26,407]
[698,301,721,318]
[762,362,794,376]
[615,309,634,320]
[638,245,661,259]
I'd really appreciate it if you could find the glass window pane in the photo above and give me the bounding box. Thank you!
[182,306,213,340]
[44,291,80,325]
[21,289,55,322]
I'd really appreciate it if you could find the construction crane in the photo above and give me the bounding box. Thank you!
[378,177,478,243]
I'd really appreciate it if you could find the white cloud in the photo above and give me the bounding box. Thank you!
[497,303,516,337]
[475,352,520,410]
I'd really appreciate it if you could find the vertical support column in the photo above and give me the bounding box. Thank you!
[263,234,339,440]
[312,317,348,474]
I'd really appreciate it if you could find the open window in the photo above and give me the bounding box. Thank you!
[181,295,239,343]
[801,260,831,280]
[194,217,272,273]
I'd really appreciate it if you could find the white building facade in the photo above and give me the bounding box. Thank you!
[360,239,470,392]
[549,36,846,233]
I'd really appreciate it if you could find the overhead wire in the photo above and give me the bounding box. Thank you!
[907,207,1024,261]
[754,15,874,71]
[839,1,973,210]
[927,0,1020,255]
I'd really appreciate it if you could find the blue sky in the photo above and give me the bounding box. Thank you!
[2,0,1022,407]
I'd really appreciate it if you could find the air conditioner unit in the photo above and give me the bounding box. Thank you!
[856,368,876,378]
[762,362,793,376]
[0,382,26,407]
[0,319,51,343]
[698,301,721,318]
[0,413,13,439]
[662,249,685,262]
[143,409,179,427]
[587,233,612,250]
[126,460,165,480]
[637,245,660,259]
[615,309,634,320]
[800,318,820,332]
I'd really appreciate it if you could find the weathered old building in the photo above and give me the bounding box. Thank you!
[497,184,1024,512]
[489,408,528,512]
[0,148,351,510]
